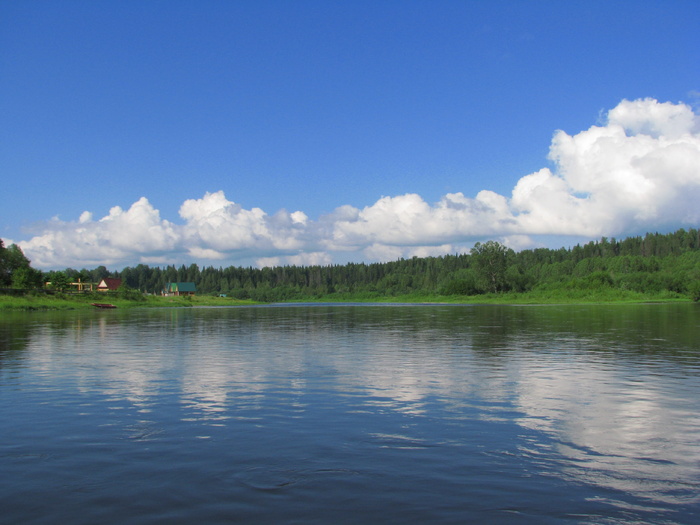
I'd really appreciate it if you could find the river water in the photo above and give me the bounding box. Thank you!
[1,303,699,524]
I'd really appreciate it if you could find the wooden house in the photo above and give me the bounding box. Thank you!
[163,282,196,296]
[70,279,94,292]
[97,278,122,292]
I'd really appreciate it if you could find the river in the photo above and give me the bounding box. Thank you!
[1,303,699,524]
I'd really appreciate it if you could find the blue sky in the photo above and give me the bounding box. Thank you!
[2,1,699,270]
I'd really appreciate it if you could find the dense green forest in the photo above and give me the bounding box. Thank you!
[18,228,700,302]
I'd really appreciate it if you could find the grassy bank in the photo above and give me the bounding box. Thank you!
[279,288,691,305]
[0,293,259,310]
[1,288,692,311]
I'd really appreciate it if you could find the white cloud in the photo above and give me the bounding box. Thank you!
[290,211,308,225]
[14,98,700,269]
[18,197,179,268]
[327,190,516,250]
[547,100,700,230]
[363,243,404,262]
[606,97,698,139]
[180,191,308,253]
[257,251,332,269]
[362,243,456,262]
[187,247,226,260]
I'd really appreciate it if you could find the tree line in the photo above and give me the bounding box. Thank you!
[0,239,43,289]
[3,228,700,301]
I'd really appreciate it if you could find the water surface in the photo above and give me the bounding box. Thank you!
[1,304,699,524]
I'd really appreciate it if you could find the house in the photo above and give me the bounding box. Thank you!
[97,278,122,292]
[163,282,196,296]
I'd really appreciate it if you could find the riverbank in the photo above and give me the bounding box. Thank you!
[1,287,692,310]
[280,290,690,305]
[0,293,260,310]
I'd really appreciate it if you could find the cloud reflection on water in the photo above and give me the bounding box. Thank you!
[7,305,700,511]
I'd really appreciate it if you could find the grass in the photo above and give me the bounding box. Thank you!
[0,293,259,310]
[284,289,690,305]
[1,288,692,311]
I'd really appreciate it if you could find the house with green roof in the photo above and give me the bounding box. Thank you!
[163,282,196,296]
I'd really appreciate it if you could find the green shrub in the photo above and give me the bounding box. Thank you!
[688,280,700,302]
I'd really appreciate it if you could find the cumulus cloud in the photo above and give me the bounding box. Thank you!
[179,191,311,257]
[18,197,180,268]
[14,98,700,269]
[326,191,515,250]
[547,99,700,229]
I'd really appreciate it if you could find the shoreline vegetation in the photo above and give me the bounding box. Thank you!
[2,228,700,310]
[0,288,693,311]
[0,293,258,311]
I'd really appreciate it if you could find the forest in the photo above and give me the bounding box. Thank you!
[7,227,696,303]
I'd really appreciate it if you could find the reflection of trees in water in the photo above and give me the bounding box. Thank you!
[464,303,700,365]
[0,313,34,360]
[0,311,112,368]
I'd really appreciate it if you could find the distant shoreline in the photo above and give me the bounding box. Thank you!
[1,290,692,311]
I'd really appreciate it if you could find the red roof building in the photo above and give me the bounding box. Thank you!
[97,278,122,292]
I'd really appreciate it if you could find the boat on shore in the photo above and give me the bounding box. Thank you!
[91,303,117,309]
